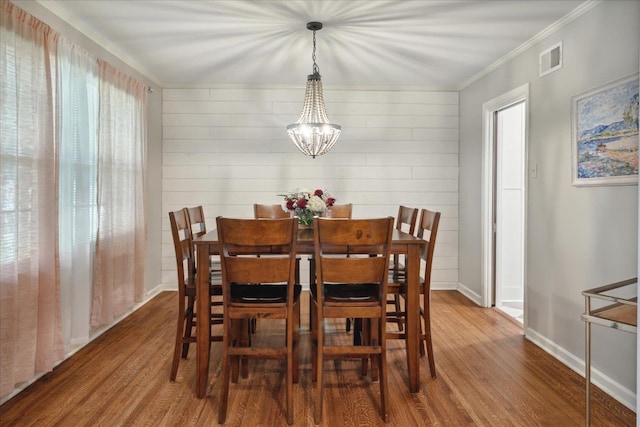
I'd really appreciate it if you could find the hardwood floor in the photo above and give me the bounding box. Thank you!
[0,291,634,426]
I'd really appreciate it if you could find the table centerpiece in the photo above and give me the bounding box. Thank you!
[280,188,336,227]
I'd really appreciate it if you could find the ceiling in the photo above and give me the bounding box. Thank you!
[36,0,588,89]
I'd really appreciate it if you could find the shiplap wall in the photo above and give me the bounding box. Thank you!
[161,86,459,290]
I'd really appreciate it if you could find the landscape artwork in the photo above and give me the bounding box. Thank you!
[572,73,639,186]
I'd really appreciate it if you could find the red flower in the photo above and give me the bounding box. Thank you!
[314,189,323,197]
[286,200,295,210]
[326,197,336,207]
[296,199,308,209]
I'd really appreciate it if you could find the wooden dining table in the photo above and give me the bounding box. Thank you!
[194,226,426,398]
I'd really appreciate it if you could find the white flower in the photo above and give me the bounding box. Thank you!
[307,195,327,212]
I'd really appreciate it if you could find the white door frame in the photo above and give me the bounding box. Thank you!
[481,84,529,314]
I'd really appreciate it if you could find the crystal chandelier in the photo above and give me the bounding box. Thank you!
[286,22,341,158]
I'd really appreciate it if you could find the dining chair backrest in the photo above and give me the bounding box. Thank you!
[416,209,441,286]
[169,208,194,286]
[186,205,222,276]
[324,203,352,219]
[217,217,298,301]
[187,205,207,241]
[314,217,394,290]
[390,205,419,275]
[396,205,419,235]
[307,204,352,292]
[254,203,290,219]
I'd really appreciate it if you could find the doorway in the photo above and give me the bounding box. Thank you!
[481,84,528,326]
[493,101,525,322]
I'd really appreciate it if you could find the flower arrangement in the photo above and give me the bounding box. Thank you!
[280,188,336,226]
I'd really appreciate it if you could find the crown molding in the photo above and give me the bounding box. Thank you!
[458,0,603,91]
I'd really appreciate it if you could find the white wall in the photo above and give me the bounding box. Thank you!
[459,0,638,409]
[161,87,460,289]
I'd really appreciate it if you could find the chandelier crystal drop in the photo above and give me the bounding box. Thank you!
[286,22,341,159]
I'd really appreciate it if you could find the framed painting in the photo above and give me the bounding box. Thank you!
[571,73,639,186]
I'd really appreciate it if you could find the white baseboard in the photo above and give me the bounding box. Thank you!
[156,283,177,292]
[432,282,458,291]
[0,283,169,406]
[526,327,637,412]
[456,282,483,306]
[452,286,636,413]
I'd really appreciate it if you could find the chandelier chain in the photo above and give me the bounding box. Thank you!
[312,29,319,74]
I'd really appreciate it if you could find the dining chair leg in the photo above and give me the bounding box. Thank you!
[182,296,195,358]
[369,319,379,382]
[286,316,294,425]
[352,318,362,345]
[393,294,404,331]
[230,319,247,383]
[314,322,324,424]
[241,319,250,380]
[170,295,186,382]
[293,301,300,384]
[417,309,427,357]
[378,316,389,423]
[308,257,315,328]
[424,293,436,378]
[218,323,232,424]
[311,300,318,382]
[359,318,369,378]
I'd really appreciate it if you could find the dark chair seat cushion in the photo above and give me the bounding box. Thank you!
[311,283,380,303]
[230,283,301,303]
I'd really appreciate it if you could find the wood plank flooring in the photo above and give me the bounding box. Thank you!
[0,291,634,426]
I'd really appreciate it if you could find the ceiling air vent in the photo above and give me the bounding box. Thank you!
[539,41,562,77]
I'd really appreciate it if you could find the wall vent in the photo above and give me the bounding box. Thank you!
[539,41,562,77]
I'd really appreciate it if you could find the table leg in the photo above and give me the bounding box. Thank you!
[196,243,211,398]
[405,244,420,393]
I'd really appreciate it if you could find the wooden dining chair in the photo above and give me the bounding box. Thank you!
[168,208,223,382]
[187,205,222,277]
[253,203,290,219]
[386,208,440,378]
[325,203,353,219]
[306,204,353,331]
[216,217,301,425]
[254,203,300,284]
[310,217,394,424]
[308,203,352,288]
[387,205,419,331]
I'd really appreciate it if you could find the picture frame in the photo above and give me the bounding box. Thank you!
[571,73,639,186]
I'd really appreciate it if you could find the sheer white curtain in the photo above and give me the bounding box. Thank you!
[91,60,147,328]
[58,38,98,351]
[0,2,63,398]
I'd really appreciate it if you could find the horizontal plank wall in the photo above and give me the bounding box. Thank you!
[161,87,459,289]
